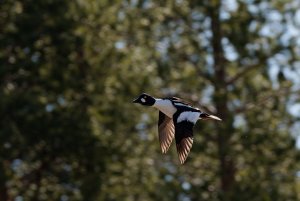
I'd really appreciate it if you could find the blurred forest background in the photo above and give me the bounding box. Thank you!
[1,0,300,200]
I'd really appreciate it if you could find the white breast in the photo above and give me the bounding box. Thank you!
[177,111,200,124]
[153,99,176,118]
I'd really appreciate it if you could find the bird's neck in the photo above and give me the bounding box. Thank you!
[153,99,177,118]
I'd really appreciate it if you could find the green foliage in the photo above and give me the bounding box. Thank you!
[0,0,299,201]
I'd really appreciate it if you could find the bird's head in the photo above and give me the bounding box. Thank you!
[199,113,222,121]
[133,93,156,106]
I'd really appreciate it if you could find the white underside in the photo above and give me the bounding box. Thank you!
[153,99,176,118]
[177,111,200,124]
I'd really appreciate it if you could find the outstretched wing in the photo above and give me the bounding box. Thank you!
[174,121,194,164]
[170,97,193,107]
[158,111,175,154]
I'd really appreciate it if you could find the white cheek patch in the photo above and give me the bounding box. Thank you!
[141,98,146,103]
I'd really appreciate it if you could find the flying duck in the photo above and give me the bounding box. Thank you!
[133,93,221,164]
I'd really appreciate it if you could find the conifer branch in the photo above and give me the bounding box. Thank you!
[226,64,261,85]
[235,86,298,114]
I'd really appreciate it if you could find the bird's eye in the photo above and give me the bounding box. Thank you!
[144,96,147,99]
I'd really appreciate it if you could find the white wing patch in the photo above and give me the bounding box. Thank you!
[174,102,191,107]
[177,111,200,124]
[174,102,185,107]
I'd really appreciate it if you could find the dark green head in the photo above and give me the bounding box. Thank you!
[133,93,156,106]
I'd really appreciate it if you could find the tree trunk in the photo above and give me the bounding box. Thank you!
[208,1,236,200]
[0,163,9,201]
